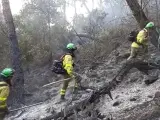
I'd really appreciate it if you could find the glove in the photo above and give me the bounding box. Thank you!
[3,107,9,114]
[71,74,76,79]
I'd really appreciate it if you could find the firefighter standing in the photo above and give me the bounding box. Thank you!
[0,68,15,119]
[60,43,78,100]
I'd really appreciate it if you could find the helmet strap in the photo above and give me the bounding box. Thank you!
[6,79,12,86]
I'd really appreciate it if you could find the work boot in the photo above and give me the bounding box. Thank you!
[60,95,65,100]
[73,87,78,94]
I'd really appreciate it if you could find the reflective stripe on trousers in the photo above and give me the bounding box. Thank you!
[60,89,66,95]
[0,97,7,109]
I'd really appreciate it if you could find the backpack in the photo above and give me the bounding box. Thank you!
[51,53,67,74]
[128,30,139,42]
[51,52,74,74]
[51,60,66,74]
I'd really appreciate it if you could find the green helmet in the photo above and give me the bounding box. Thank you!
[66,43,77,50]
[1,68,15,78]
[145,22,154,28]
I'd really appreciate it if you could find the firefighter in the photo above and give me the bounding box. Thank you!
[60,43,78,100]
[0,68,15,119]
[127,22,154,60]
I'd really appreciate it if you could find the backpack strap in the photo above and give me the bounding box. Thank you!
[60,54,65,61]
[0,84,8,87]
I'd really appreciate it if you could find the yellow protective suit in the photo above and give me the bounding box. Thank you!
[128,28,148,60]
[0,81,9,119]
[60,54,77,97]
[62,54,74,76]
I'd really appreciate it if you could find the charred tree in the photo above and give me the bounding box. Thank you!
[41,76,115,120]
[126,0,149,28]
[2,0,24,107]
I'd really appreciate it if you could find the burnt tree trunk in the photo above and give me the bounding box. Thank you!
[126,0,149,28]
[42,83,113,120]
[47,0,53,65]
[2,0,24,107]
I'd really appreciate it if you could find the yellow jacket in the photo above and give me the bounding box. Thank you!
[0,81,9,110]
[131,28,148,48]
[62,54,74,76]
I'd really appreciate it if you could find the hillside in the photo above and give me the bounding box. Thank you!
[5,42,160,120]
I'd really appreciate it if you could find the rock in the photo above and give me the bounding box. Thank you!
[154,91,160,99]
[87,71,98,78]
[129,76,139,83]
[137,89,141,92]
[153,92,160,106]
[145,79,156,85]
[144,75,158,85]
[100,71,108,77]
[113,101,121,106]
[96,79,101,83]
[45,107,55,114]
[130,98,137,101]
[86,89,93,92]
[115,95,120,99]
[147,95,153,98]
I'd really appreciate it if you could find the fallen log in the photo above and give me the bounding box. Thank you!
[41,79,117,120]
